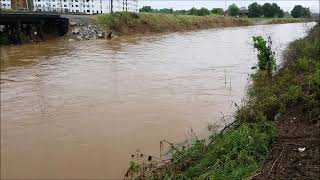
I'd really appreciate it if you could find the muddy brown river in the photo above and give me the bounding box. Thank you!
[0,23,314,179]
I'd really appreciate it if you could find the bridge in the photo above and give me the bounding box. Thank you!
[0,12,69,44]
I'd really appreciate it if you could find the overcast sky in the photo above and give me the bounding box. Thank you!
[139,1,320,13]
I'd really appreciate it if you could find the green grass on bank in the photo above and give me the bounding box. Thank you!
[126,23,320,179]
[170,122,276,179]
[95,12,308,35]
[95,12,252,34]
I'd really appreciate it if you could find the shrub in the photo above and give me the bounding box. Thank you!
[252,36,276,76]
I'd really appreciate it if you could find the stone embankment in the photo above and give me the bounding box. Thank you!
[63,15,113,41]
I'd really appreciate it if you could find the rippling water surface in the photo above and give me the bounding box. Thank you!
[0,23,314,179]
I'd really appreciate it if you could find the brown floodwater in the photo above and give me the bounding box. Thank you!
[0,23,314,179]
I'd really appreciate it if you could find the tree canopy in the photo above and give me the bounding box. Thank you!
[291,5,311,18]
[228,4,240,17]
[211,8,224,15]
[248,2,263,17]
[248,2,284,18]
[140,3,310,19]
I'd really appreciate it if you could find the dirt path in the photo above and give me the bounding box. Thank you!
[251,106,320,179]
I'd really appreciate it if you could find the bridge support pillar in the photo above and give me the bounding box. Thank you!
[16,20,22,44]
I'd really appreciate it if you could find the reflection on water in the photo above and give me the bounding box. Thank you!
[0,23,314,179]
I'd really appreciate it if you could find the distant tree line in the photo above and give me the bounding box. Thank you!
[139,6,223,16]
[140,3,311,18]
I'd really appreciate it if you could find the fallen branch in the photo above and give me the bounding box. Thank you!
[269,147,284,175]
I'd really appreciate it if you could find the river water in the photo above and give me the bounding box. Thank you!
[0,23,314,179]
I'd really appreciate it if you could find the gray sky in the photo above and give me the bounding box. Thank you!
[139,1,320,13]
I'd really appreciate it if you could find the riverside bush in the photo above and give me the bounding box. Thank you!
[252,36,276,76]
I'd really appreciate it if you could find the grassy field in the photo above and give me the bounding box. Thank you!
[125,23,320,179]
[95,12,308,35]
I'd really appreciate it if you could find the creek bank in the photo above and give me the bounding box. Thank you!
[95,12,311,36]
[125,23,319,179]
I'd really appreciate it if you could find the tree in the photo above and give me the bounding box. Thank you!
[301,8,311,18]
[262,3,275,17]
[291,5,311,18]
[174,10,187,15]
[271,3,284,18]
[198,7,210,16]
[187,7,210,16]
[248,2,263,17]
[228,4,240,17]
[139,6,153,13]
[188,7,198,15]
[252,36,276,76]
[211,8,224,15]
[159,8,173,14]
[277,9,285,18]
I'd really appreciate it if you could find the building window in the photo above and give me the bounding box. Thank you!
[86,9,89,13]
[75,4,78,7]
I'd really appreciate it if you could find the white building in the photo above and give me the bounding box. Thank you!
[32,0,138,14]
[113,0,138,12]
[0,0,11,10]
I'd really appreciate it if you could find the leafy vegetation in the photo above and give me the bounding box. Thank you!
[211,8,224,15]
[139,6,215,16]
[261,3,284,18]
[139,3,312,19]
[247,2,284,18]
[228,4,240,17]
[291,5,311,18]
[126,23,319,179]
[252,36,276,75]
[248,2,263,18]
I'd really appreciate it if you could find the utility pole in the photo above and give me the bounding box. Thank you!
[110,0,113,13]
